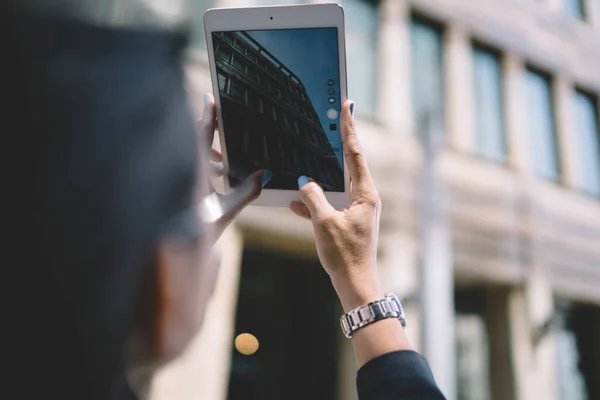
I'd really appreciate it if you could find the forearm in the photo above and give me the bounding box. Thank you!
[331,271,412,367]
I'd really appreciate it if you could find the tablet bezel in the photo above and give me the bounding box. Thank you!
[203,4,350,208]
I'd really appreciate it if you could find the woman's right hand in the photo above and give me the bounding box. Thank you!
[290,100,412,367]
[289,100,384,312]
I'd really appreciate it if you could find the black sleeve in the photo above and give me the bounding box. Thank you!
[356,350,446,400]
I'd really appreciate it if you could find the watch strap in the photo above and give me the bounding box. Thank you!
[340,293,406,338]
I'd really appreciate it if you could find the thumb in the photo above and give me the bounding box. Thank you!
[298,176,335,219]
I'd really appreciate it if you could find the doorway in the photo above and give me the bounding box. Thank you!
[227,248,340,400]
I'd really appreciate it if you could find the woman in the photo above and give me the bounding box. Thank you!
[4,2,445,399]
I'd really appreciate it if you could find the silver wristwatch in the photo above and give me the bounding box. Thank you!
[340,293,406,338]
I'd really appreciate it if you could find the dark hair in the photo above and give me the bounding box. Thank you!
[5,10,197,399]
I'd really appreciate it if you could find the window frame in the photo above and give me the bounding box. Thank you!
[471,41,508,164]
[524,66,563,183]
[409,13,446,137]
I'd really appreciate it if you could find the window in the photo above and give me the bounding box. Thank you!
[234,38,245,52]
[247,66,259,83]
[573,90,600,196]
[472,45,506,162]
[410,17,444,131]
[217,73,228,92]
[189,0,214,50]
[564,0,586,20]
[342,0,379,116]
[222,33,234,46]
[216,48,232,63]
[525,69,560,181]
[261,136,270,164]
[247,90,262,113]
[232,56,245,73]
[271,105,278,122]
[228,79,246,103]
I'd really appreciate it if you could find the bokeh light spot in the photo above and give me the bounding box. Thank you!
[234,333,259,355]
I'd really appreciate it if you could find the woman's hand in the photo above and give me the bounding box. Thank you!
[290,100,411,367]
[290,100,384,312]
[198,94,271,241]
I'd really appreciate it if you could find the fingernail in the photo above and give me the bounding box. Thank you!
[298,176,310,188]
[204,93,210,104]
[349,101,355,117]
[261,170,272,186]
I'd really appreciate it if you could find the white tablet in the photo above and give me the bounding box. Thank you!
[204,4,350,208]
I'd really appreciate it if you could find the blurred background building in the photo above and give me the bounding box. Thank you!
[150,0,600,399]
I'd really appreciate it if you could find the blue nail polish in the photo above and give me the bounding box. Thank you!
[298,176,310,188]
[261,170,273,186]
[349,102,355,117]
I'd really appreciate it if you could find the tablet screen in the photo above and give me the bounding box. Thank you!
[212,28,344,192]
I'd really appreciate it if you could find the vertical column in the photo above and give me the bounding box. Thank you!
[379,233,421,349]
[485,283,557,400]
[585,0,600,26]
[337,338,359,400]
[553,77,581,189]
[485,288,519,400]
[525,268,558,400]
[503,53,532,176]
[378,0,411,136]
[150,227,244,400]
[444,25,475,153]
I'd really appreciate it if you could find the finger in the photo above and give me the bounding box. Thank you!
[207,170,269,237]
[340,100,376,198]
[210,162,224,177]
[297,176,335,219]
[289,201,311,220]
[199,93,216,146]
[211,148,223,162]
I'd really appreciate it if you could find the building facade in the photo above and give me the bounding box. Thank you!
[151,1,600,400]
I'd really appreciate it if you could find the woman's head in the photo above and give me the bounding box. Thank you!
[8,12,218,398]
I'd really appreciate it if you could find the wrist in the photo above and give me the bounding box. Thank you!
[330,269,384,312]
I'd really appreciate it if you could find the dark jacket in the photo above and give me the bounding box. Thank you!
[357,351,446,399]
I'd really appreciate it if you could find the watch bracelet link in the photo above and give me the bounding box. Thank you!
[340,293,406,338]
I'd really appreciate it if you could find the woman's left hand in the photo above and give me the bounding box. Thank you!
[198,94,270,240]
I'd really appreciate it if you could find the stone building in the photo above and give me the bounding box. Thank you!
[152,1,600,399]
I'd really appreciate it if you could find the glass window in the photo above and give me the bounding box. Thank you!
[472,45,506,162]
[217,73,228,92]
[525,69,560,181]
[573,90,600,196]
[247,66,259,83]
[189,0,214,50]
[342,0,379,116]
[229,79,246,103]
[247,90,261,112]
[234,38,245,52]
[216,48,231,63]
[222,33,234,46]
[271,105,278,122]
[232,56,245,73]
[564,0,586,20]
[410,18,444,131]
